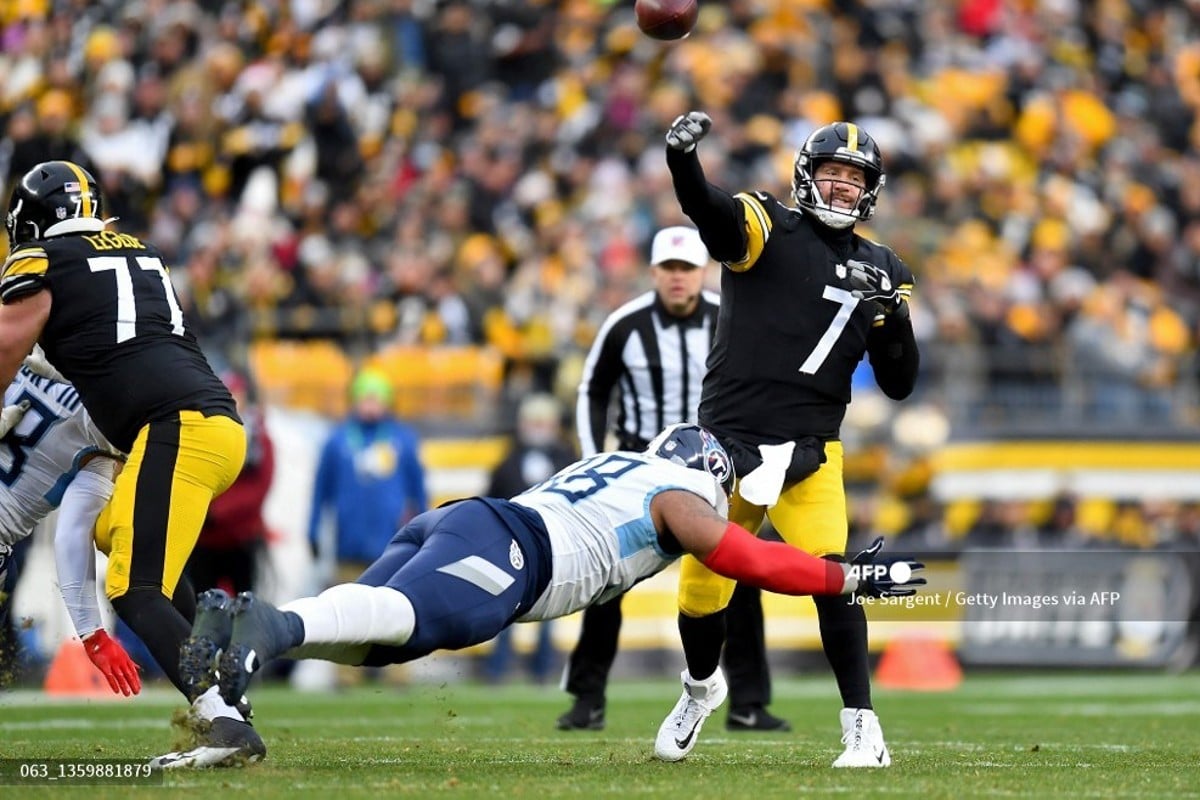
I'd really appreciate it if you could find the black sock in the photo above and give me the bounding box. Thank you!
[111,588,193,699]
[678,610,726,681]
[282,611,305,648]
[172,574,197,624]
[813,588,872,710]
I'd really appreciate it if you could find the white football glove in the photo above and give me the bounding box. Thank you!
[666,111,712,153]
[0,400,31,438]
[24,345,67,382]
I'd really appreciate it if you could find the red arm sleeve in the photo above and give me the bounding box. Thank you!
[701,522,848,596]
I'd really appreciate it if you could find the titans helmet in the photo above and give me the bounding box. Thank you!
[646,423,734,496]
[791,122,885,230]
[5,161,105,246]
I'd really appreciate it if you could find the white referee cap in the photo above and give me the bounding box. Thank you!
[650,226,709,268]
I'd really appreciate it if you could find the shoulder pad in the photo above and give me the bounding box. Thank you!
[1,245,50,304]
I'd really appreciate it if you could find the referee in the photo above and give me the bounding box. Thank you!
[558,226,790,733]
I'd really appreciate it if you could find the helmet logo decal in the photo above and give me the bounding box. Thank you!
[704,446,732,489]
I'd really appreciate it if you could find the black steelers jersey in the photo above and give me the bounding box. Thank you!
[1,232,238,452]
[666,147,917,445]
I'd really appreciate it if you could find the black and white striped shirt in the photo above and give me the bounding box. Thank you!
[576,289,720,457]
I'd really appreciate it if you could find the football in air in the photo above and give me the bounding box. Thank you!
[635,0,699,41]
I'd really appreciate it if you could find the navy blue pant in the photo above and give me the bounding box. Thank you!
[355,501,541,667]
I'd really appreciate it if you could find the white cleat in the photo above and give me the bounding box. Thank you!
[832,707,891,768]
[148,716,265,770]
[654,668,728,762]
[149,745,245,770]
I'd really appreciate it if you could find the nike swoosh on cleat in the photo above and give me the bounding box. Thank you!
[148,753,187,769]
[674,727,698,750]
[875,750,886,764]
[727,712,757,727]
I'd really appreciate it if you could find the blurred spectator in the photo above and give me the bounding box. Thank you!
[2,91,95,191]
[187,369,274,596]
[176,242,250,366]
[1066,273,1191,424]
[481,393,574,684]
[308,368,428,584]
[306,80,365,202]
[964,500,1016,549]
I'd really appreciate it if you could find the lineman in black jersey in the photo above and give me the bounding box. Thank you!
[0,161,261,768]
[653,116,919,767]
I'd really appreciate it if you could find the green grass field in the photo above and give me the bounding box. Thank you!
[3,672,1200,798]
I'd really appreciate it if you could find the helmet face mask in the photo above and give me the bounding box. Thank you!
[792,122,885,230]
[645,423,735,497]
[5,161,105,246]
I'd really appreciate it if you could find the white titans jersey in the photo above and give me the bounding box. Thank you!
[0,367,112,546]
[513,452,725,621]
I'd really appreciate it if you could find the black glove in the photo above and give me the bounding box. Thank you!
[666,111,712,152]
[849,537,926,598]
[846,259,907,319]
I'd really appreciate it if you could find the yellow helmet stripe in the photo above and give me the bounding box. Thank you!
[63,162,92,218]
[845,123,859,152]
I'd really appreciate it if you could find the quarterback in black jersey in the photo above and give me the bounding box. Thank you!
[652,115,919,767]
[0,161,262,768]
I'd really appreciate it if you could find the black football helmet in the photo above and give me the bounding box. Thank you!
[5,160,105,246]
[792,122,885,230]
[646,423,735,496]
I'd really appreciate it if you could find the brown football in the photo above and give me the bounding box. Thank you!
[635,0,699,41]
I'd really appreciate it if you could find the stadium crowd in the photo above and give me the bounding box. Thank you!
[3,0,1200,547]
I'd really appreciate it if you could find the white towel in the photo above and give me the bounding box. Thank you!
[736,442,795,508]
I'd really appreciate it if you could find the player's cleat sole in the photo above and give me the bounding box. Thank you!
[148,717,266,770]
[218,592,298,706]
[179,589,234,699]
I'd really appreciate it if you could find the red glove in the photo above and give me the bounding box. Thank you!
[82,630,142,696]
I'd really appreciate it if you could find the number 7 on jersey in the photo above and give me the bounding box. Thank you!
[88,256,186,343]
[798,285,859,374]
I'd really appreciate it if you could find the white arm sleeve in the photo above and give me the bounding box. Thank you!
[53,462,116,638]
